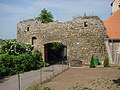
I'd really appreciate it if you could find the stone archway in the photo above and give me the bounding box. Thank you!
[44,42,67,65]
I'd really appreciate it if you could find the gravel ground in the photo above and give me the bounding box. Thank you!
[41,66,120,90]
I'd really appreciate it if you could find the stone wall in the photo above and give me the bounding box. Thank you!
[17,16,107,66]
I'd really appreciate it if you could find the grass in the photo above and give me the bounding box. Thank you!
[71,83,92,90]
[27,86,41,90]
[26,86,51,90]
[70,78,119,90]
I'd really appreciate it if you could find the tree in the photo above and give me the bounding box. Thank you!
[0,40,32,55]
[0,41,43,79]
[103,55,109,67]
[47,42,64,59]
[36,8,54,23]
[89,55,95,68]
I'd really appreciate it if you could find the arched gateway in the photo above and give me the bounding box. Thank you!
[17,16,106,66]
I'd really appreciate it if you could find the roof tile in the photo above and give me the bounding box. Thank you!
[104,9,120,38]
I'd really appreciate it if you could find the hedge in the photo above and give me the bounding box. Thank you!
[0,51,44,79]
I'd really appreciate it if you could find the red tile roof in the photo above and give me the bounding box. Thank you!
[104,9,120,39]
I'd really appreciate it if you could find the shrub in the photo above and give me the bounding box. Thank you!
[27,86,51,90]
[28,86,41,90]
[117,66,120,70]
[0,40,32,55]
[0,40,44,79]
[44,87,51,90]
[103,55,109,67]
[32,50,44,69]
[0,50,43,79]
[89,55,95,68]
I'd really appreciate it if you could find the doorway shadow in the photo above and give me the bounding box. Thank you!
[44,42,67,65]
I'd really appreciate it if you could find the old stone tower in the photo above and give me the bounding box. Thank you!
[17,16,106,66]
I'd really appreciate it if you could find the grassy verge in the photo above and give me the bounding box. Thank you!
[70,78,119,90]
[26,85,51,90]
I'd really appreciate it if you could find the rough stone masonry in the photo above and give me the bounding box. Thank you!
[17,16,107,66]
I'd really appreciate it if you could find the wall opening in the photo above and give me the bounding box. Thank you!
[32,37,37,45]
[44,42,67,65]
[27,26,29,31]
[84,22,88,27]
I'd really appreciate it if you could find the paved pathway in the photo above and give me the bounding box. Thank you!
[0,64,68,90]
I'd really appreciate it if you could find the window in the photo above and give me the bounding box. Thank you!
[27,27,29,31]
[32,37,37,45]
[84,22,88,27]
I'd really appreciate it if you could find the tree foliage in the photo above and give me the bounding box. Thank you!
[0,39,5,45]
[0,40,32,55]
[47,43,64,60]
[36,8,54,23]
[0,41,43,79]
[48,42,63,51]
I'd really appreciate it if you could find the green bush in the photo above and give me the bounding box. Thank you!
[27,86,51,90]
[28,86,41,90]
[117,66,120,70]
[44,87,51,90]
[0,41,44,79]
[0,51,43,79]
[103,55,109,67]
[0,40,32,55]
[32,50,44,69]
[89,55,95,68]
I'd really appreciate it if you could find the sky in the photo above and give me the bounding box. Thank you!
[0,0,113,39]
